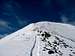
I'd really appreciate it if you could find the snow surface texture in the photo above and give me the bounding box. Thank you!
[0,21,75,56]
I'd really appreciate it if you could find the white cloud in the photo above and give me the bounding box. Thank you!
[68,22,75,25]
[16,16,28,26]
[17,20,27,26]
[0,20,13,30]
[61,15,68,23]
[0,20,15,38]
[0,20,9,26]
[0,34,8,39]
[61,15,75,25]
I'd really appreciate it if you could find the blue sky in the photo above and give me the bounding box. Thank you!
[0,0,75,38]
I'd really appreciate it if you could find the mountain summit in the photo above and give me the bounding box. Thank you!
[0,21,75,56]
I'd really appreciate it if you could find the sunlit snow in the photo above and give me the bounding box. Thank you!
[0,21,75,56]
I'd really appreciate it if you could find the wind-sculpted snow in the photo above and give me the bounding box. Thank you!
[0,21,75,56]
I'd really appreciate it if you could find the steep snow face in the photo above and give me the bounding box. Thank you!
[0,21,75,56]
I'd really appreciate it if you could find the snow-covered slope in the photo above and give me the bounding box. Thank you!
[0,21,75,56]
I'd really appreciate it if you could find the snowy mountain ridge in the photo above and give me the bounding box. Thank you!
[0,21,75,56]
